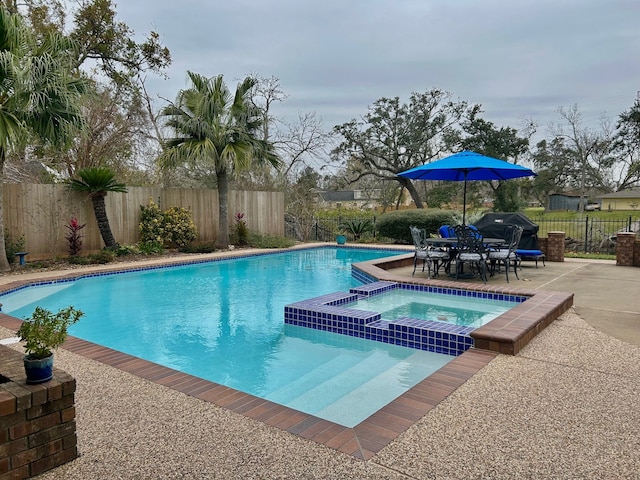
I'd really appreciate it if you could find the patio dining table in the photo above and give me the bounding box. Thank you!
[424,237,506,248]
[424,237,506,280]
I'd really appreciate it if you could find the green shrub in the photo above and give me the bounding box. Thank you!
[163,206,198,247]
[311,209,377,242]
[339,218,374,240]
[247,232,295,248]
[178,242,217,253]
[139,199,198,249]
[139,199,165,244]
[5,233,25,264]
[26,261,48,269]
[67,255,90,265]
[376,209,455,244]
[315,208,376,221]
[88,249,116,264]
[136,241,164,255]
[109,244,141,257]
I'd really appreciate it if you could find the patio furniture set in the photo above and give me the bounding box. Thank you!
[410,223,537,283]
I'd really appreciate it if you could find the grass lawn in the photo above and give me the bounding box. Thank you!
[523,208,640,221]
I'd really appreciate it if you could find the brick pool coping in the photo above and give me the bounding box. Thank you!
[0,247,573,460]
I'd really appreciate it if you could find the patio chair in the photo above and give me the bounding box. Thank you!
[410,226,449,278]
[453,225,489,283]
[488,225,523,282]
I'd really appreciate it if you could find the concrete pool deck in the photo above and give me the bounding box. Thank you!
[1,246,639,478]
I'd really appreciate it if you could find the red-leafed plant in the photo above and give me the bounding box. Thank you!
[234,212,249,245]
[65,217,86,256]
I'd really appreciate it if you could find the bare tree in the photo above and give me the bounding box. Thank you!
[551,105,613,211]
[249,74,288,142]
[234,76,334,191]
[275,112,334,180]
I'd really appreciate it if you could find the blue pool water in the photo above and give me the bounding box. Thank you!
[348,289,518,328]
[0,247,460,427]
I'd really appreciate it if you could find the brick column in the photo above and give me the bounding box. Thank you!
[546,231,565,262]
[616,232,636,266]
[635,239,640,267]
[537,237,548,254]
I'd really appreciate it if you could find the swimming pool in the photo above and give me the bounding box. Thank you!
[1,247,464,427]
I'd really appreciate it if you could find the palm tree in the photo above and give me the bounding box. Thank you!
[0,7,87,272]
[67,166,127,248]
[160,72,280,249]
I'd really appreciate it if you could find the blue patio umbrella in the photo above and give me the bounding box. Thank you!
[397,150,536,224]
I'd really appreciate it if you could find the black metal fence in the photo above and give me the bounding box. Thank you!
[533,215,639,254]
[285,213,640,254]
[285,215,377,243]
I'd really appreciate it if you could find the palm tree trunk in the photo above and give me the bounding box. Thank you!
[216,171,229,249]
[0,150,11,272]
[91,193,118,248]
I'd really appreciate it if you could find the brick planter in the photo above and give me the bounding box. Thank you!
[0,346,77,479]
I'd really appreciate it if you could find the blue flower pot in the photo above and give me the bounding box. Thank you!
[23,354,54,384]
[336,235,347,245]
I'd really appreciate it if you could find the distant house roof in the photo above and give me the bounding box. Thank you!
[319,191,355,202]
[599,190,640,199]
[549,192,581,198]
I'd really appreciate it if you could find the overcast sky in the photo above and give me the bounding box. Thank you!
[117,0,639,142]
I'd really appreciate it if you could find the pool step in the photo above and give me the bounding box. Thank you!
[315,350,452,426]
[265,353,367,404]
[3,282,75,313]
[275,351,400,413]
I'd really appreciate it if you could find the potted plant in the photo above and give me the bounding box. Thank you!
[335,232,347,245]
[16,306,84,384]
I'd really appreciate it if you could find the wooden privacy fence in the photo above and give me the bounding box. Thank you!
[3,184,284,259]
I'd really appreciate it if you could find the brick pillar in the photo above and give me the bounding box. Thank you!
[635,239,640,267]
[616,232,636,266]
[546,231,565,262]
[537,237,548,254]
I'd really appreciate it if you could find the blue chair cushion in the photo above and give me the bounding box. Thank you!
[468,224,482,238]
[439,225,456,238]
[516,249,544,257]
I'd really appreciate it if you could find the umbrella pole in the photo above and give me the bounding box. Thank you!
[462,179,467,225]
